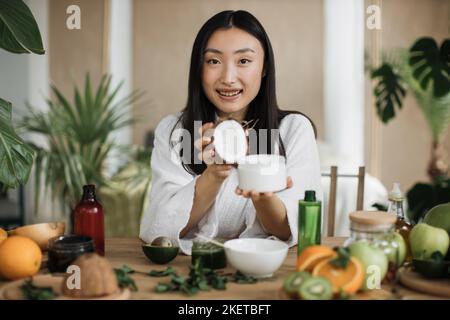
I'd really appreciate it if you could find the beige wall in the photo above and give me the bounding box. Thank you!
[364,0,450,193]
[47,0,450,194]
[133,0,324,145]
[49,0,105,97]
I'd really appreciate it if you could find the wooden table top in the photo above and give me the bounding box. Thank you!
[101,237,442,300]
[0,237,445,300]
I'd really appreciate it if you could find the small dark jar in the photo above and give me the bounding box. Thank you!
[48,235,95,273]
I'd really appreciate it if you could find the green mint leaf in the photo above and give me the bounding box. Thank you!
[330,247,350,269]
[119,265,135,274]
[198,280,210,291]
[181,284,198,296]
[211,276,227,290]
[171,274,185,286]
[114,268,138,291]
[232,271,257,284]
[155,283,174,293]
[148,266,177,277]
[20,279,58,300]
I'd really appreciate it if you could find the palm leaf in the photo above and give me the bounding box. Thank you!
[22,74,144,209]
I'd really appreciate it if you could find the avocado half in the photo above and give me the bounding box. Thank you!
[412,259,450,279]
[142,244,179,264]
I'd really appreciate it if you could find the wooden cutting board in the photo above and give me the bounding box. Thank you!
[0,275,130,300]
[276,287,393,300]
[398,267,450,298]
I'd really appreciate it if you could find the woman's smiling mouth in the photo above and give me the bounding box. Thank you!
[216,89,243,99]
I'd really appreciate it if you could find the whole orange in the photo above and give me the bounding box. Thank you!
[0,236,42,280]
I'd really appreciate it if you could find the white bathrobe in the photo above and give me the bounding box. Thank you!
[139,113,323,254]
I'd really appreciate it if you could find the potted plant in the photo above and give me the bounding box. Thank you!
[21,74,152,234]
[371,37,450,223]
[0,2,151,235]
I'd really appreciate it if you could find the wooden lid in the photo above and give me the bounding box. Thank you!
[349,211,396,225]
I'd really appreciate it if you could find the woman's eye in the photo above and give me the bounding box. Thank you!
[239,59,251,64]
[206,59,220,65]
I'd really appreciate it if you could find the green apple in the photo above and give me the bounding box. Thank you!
[410,223,449,260]
[349,241,388,291]
[423,203,450,234]
[384,232,407,267]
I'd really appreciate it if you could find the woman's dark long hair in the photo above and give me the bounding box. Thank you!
[171,10,316,176]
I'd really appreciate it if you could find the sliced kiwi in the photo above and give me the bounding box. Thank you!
[298,276,333,300]
[283,272,311,298]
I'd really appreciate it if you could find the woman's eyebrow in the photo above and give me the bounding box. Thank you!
[204,48,222,54]
[204,48,255,54]
[233,48,255,54]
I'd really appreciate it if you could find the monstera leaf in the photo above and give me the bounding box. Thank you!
[371,38,450,136]
[409,38,450,98]
[0,98,34,188]
[407,178,450,224]
[371,63,407,123]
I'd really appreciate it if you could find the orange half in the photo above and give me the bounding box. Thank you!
[312,256,364,295]
[296,245,335,272]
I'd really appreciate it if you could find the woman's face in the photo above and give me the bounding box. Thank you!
[202,27,265,121]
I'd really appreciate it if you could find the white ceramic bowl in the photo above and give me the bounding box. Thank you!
[237,155,286,192]
[224,238,289,278]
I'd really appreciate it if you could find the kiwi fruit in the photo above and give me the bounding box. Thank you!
[298,276,333,300]
[283,272,311,298]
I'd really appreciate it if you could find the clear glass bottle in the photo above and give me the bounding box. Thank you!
[387,183,412,262]
[344,211,402,282]
[298,190,321,255]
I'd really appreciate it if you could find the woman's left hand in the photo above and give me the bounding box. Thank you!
[235,176,293,201]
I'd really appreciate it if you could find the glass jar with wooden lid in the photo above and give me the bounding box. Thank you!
[344,211,405,279]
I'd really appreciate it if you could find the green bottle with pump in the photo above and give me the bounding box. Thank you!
[298,190,322,255]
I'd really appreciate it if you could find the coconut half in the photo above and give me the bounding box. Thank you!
[8,221,66,251]
[213,119,247,164]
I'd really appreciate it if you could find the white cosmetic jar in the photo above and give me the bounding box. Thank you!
[237,154,287,192]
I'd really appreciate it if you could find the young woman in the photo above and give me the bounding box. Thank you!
[140,10,322,254]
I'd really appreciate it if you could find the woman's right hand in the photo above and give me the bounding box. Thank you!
[194,122,233,183]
